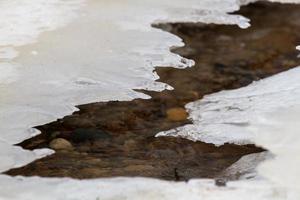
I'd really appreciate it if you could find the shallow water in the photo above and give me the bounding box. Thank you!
[6,2,300,180]
[0,0,250,173]
[1,0,300,199]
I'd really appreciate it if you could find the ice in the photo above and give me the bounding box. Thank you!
[0,0,85,47]
[0,0,254,172]
[0,175,292,200]
[251,107,300,192]
[156,62,300,199]
[0,47,19,60]
[0,141,53,173]
[219,152,272,181]
[157,67,300,145]
[1,0,300,199]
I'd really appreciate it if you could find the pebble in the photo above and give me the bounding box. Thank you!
[49,138,73,151]
[166,107,188,121]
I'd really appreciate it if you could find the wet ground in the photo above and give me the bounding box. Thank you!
[6,2,300,181]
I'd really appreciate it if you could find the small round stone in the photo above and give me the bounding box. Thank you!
[166,107,188,121]
[49,138,73,151]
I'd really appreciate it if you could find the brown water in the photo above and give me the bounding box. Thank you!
[6,2,300,181]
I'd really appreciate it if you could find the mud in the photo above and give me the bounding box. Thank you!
[6,2,300,181]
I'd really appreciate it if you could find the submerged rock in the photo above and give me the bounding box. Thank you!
[166,108,188,122]
[49,138,73,151]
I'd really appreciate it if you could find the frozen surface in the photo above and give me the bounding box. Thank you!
[1,0,300,199]
[0,0,253,173]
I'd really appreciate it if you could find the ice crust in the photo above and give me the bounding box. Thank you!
[0,0,300,199]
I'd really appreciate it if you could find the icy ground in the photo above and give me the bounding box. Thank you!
[0,0,300,199]
[0,0,253,177]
